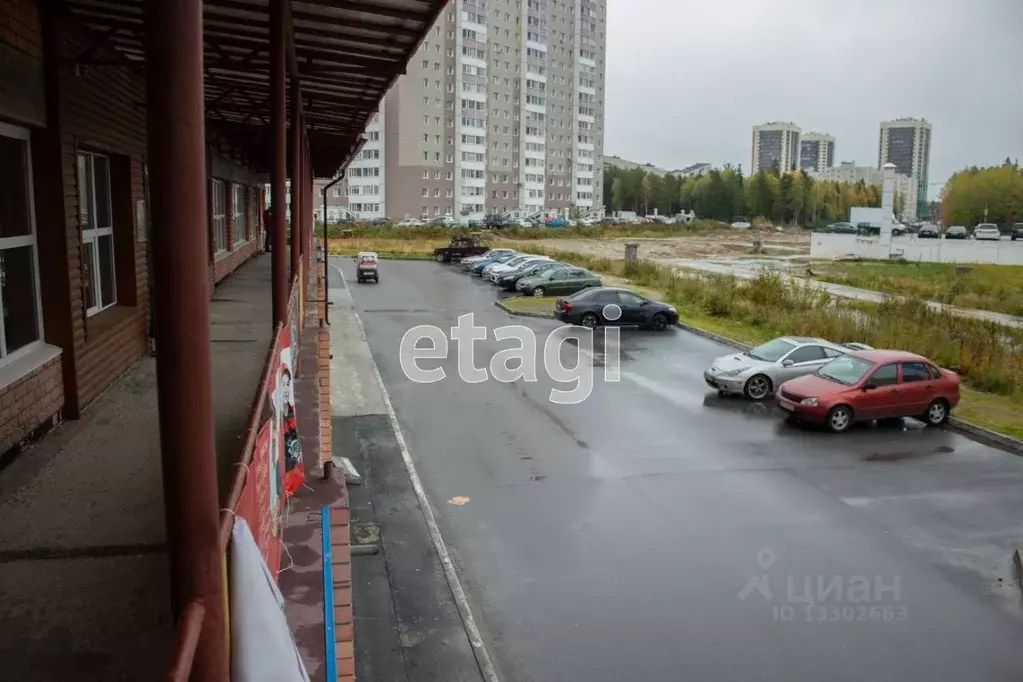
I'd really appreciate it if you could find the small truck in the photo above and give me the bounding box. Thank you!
[433,236,489,263]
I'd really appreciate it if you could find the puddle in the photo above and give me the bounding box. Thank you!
[864,445,955,462]
[864,452,914,463]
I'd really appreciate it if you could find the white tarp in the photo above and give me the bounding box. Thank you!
[230,518,310,682]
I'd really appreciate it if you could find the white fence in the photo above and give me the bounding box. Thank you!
[810,234,1023,265]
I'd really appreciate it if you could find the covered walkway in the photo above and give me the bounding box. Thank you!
[0,255,272,681]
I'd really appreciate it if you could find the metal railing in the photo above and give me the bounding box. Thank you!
[164,278,297,681]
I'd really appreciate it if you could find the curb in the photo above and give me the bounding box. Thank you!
[947,417,1023,455]
[493,300,555,320]
[494,299,1023,456]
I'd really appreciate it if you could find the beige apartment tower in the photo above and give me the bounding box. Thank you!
[751,122,801,174]
[314,0,607,224]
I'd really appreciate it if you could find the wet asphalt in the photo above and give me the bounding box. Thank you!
[334,258,1023,682]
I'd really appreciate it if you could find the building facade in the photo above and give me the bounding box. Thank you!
[878,118,931,219]
[810,161,919,221]
[799,132,835,174]
[319,0,607,223]
[0,6,268,457]
[752,122,801,173]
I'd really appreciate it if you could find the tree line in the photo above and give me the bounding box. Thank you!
[939,159,1023,227]
[602,164,903,226]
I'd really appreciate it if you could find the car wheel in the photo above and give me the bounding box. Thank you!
[826,405,854,433]
[649,313,668,331]
[743,374,772,401]
[532,287,545,297]
[435,253,446,262]
[922,399,949,426]
[579,313,599,328]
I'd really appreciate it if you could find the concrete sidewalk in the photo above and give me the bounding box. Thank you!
[671,258,1023,328]
[0,254,273,681]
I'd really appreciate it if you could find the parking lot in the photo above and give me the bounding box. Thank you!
[336,258,1023,682]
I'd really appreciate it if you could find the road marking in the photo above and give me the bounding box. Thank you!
[339,265,501,682]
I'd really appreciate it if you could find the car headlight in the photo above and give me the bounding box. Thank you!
[667,307,677,314]
[719,367,750,377]
[800,397,819,406]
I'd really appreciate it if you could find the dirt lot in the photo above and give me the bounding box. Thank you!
[513,228,811,261]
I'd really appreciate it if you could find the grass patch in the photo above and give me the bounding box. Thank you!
[501,296,557,315]
[320,220,733,242]
[328,237,448,258]
[811,260,1023,317]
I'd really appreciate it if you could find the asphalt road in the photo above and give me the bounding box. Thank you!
[335,258,1023,682]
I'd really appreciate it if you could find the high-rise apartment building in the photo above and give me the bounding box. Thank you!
[799,132,835,173]
[751,122,801,173]
[878,118,931,219]
[324,0,607,224]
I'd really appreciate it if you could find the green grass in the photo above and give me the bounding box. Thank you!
[321,220,732,242]
[810,260,1023,317]
[501,296,557,315]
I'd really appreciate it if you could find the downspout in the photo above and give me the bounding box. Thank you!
[319,135,366,326]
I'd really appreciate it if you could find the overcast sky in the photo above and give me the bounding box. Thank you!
[604,0,1023,197]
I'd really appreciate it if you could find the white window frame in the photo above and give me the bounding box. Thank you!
[78,150,118,317]
[211,178,228,255]
[232,183,246,247]
[0,122,45,363]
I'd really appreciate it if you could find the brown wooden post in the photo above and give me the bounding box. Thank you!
[270,0,288,326]
[289,70,301,291]
[144,0,228,680]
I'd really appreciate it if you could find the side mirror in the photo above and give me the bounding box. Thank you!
[781,359,794,367]
[862,382,877,391]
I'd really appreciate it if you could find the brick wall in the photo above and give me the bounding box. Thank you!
[0,1,60,457]
[0,0,41,59]
[0,356,63,456]
[57,19,149,409]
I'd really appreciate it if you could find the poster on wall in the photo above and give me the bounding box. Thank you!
[276,326,306,497]
[235,426,282,575]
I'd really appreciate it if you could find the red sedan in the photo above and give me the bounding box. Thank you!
[776,350,961,433]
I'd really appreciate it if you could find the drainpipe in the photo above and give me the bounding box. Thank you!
[319,135,366,325]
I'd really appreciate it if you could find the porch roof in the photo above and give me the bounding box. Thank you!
[61,0,447,176]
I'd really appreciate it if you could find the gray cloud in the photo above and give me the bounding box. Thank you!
[605,0,1023,195]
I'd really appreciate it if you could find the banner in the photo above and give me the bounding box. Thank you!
[230,517,311,682]
[277,326,306,497]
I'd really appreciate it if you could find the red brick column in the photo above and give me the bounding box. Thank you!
[318,328,331,467]
[330,508,354,681]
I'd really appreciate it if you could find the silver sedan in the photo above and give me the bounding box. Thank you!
[703,337,872,400]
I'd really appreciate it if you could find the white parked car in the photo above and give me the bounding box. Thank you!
[974,224,1002,241]
[487,256,552,282]
[483,254,545,278]
[730,216,752,229]
[397,218,423,227]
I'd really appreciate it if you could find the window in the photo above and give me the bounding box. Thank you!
[332,187,342,198]
[786,346,826,364]
[901,362,931,383]
[868,364,900,387]
[77,152,117,315]
[210,179,227,254]
[0,124,43,359]
[232,184,246,245]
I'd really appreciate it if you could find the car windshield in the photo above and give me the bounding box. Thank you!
[745,338,796,362]
[817,356,876,386]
